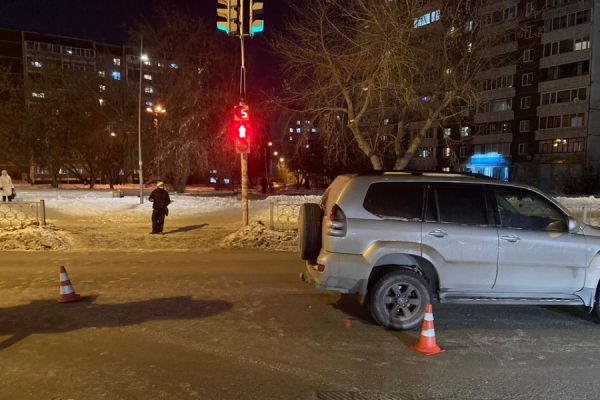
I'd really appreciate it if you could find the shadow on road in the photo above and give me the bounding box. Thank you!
[0,296,232,350]
[330,294,375,325]
[163,224,208,235]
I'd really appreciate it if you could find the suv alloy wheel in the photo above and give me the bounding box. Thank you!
[369,270,431,330]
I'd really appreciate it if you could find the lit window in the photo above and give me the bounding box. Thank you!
[296,128,301,133]
[460,127,471,137]
[144,74,152,81]
[145,87,154,94]
[113,58,121,66]
[31,60,42,68]
[311,128,317,133]
[98,71,105,78]
[157,62,164,68]
[169,63,178,69]
[65,47,73,55]
[442,147,451,157]
[414,9,440,28]
[98,98,105,106]
[289,128,294,133]
[442,167,450,172]
[99,84,106,92]
[443,128,451,137]
[296,120,301,125]
[32,92,45,98]
[112,71,121,80]
[145,101,154,107]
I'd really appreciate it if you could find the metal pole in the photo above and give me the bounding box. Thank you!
[239,0,248,225]
[138,37,144,204]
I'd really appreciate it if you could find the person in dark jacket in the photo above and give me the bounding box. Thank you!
[148,181,171,234]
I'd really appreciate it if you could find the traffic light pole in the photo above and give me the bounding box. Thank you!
[239,2,249,226]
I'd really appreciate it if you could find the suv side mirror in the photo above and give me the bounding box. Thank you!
[568,217,580,233]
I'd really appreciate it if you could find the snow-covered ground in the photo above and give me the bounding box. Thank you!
[1,189,321,252]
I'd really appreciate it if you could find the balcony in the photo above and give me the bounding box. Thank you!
[538,75,590,93]
[536,102,588,117]
[534,126,586,141]
[473,133,513,145]
[539,49,591,69]
[474,110,514,124]
[480,87,515,101]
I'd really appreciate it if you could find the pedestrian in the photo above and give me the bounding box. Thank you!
[0,170,14,202]
[148,181,171,234]
[260,176,268,194]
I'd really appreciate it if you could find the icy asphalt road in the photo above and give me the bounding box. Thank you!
[1,250,600,400]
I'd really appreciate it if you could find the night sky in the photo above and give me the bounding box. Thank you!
[0,0,290,44]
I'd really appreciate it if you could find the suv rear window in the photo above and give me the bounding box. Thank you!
[435,184,487,225]
[363,182,424,220]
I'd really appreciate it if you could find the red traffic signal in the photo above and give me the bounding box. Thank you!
[234,104,250,121]
[231,120,251,154]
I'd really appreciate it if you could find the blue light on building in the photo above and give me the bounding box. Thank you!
[465,152,510,181]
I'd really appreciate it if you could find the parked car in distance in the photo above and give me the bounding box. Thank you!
[298,171,600,330]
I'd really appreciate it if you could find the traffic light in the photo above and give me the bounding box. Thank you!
[232,103,251,154]
[217,0,239,36]
[249,0,264,36]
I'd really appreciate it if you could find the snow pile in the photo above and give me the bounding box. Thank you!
[0,225,71,251]
[220,221,298,252]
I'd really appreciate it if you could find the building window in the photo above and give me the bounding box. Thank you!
[169,63,178,69]
[544,9,590,33]
[460,126,471,137]
[31,60,43,68]
[144,87,154,94]
[538,138,584,153]
[145,101,154,107]
[32,92,45,98]
[413,9,441,28]
[525,2,535,17]
[482,98,512,113]
[113,58,121,66]
[539,113,585,129]
[442,147,451,157]
[295,128,301,133]
[443,128,452,137]
[459,146,467,157]
[98,98,105,106]
[289,128,294,133]
[575,36,590,51]
[111,71,121,80]
[520,120,530,133]
[418,147,433,158]
[480,75,513,91]
[523,49,534,63]
[518,143,528,155]
[311,128,317,133]
[520,96,532,110]
[521,72,533,86]
[541,87,586,105]
[99,84,106,92]
[144,74,152,81]
[425,128,436,138]
[98,70,105,78]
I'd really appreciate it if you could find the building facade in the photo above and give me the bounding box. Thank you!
[408,0,599,192]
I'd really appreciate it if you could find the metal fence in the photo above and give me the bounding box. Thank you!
[0,200,46,230]
[269,201,303,231]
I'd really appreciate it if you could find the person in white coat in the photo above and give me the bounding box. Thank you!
[0,170,14,202]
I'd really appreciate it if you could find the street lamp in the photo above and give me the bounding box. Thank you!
[137,41,149,204]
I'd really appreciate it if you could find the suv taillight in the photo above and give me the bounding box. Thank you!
[326,204,347,237]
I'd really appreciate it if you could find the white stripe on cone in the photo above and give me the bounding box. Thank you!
[424,313,434,321]
[61,285,74,295]
[421,329,436,337]
[60,273,69,281]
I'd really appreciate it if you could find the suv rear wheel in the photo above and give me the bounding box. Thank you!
[592,287,600,323]
[369,270,430,331]
[298,203,323,261]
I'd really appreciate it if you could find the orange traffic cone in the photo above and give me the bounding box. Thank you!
[413,304,444,355]
[57,266,81,303]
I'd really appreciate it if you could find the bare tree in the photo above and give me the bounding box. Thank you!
[273,0,502,170]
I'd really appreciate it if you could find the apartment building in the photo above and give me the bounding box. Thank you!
[408,0,599,192]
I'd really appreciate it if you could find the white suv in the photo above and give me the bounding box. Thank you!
[298,172,600,330]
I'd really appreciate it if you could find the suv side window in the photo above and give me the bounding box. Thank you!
[493,187,567,232]
[435,184,488,225]
[363,182,425,220]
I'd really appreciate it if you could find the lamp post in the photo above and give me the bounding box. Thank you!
[264,141,272,177]
[138,41,149,204]
[146,104,167,179]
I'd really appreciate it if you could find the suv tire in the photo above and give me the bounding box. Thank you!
[369,270,431,331]
[592,288,600,323]
[298,203,323,261]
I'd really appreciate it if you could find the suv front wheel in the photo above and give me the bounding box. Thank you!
[369,270,431,331]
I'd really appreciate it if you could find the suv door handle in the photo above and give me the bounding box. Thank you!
[500,234,521,243]
[428,229,448,238]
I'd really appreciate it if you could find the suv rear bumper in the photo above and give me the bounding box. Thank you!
[302,251,368,295]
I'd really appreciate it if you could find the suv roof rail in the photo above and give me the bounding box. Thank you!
[359,170,497,180]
